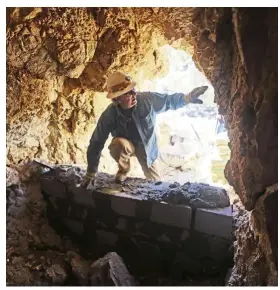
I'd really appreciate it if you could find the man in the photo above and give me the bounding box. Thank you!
[82,71,208,187]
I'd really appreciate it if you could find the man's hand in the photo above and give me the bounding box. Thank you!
[186,86,208,104]
[81,172,96,188]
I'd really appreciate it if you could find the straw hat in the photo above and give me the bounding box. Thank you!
[106,72,136,99]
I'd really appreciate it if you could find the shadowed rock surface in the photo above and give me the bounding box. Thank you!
[90,252,136,286]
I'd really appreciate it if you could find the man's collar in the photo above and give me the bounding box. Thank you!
[115,103,137,116]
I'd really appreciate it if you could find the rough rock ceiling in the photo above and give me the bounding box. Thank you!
[6,7,215,170]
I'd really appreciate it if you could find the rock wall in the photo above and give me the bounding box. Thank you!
[210,8,278,285]
[6,7,195,169]
[212,8,278,211]
[228,185,278,286]
[6,7,278,285]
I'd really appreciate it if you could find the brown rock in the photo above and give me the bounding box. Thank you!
[39,224,64,250]
[46,264,68,285]
[67,251,90,286]
[227,186,278,286]
[220,8,278,210]
[6,167,20,187]
[251,185,278,284]
[90,252,136,286]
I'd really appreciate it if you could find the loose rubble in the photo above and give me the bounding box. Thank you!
[6,161,234,286]
[47,165,230,209]
[90,252,136,286]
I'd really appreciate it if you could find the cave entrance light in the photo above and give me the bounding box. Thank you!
[142,45,230,187]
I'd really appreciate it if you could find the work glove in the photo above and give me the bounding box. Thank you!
[81,172,96,188]
[185,85,208,104]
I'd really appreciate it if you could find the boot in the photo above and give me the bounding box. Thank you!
[115,170,128,184]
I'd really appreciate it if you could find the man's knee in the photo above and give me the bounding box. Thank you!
[109,137,135,160]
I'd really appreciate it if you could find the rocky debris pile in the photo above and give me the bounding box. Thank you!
[20,160,230,209]
[52,165,230,209]
[90,252,136,286]
[6,161,231,286]
[6,167,20,187]
[160,182,230,208]
[6,165,136,286]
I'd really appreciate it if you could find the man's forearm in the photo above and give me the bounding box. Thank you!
[150,92,187,113]
[86,141,104,173]
[86,107,113,173]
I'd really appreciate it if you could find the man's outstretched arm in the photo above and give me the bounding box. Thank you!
[87,108,113,174]
[148,86,208,113]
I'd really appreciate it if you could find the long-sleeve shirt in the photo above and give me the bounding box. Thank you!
[117,106,142,145]
[86,91,190,173]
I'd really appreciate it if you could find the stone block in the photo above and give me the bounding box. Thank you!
[68,204,88,222]
[207,235,231,261]
[56,198,71,217]
[180,230,190,242]
[116,217,127,231]
[135,200,153,219]
[62,218,84,235]
[181,231,210,259]
[94,196,113,215]
[150,202,192,229]
[133,220,186,243]
[131,237,161,261]
[69,185,96,208]
[41,178,67,198]
[111,195,136,217]
[96,230,118,246]
[49,196,58,210]
[194,206,232,239]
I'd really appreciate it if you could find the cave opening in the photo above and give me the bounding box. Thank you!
[36,44,235,286]
[6,7,277,287]
[142,45,223,185]
[97,44,231,189]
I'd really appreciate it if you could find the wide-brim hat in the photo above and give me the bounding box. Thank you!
[106,72,137,99]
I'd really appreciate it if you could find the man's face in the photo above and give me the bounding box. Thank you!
[115,88,137,110]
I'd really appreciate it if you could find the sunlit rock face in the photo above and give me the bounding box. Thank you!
[6,7,278,286]
[6,7,197,168]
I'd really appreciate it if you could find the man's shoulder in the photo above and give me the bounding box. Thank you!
[137,91,151,97]
[100,103,117,120]
[103,103,116,113]
[137,91,166,100]
[136,91,153,102]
